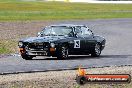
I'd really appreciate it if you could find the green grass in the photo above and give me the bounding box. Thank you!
[0,0,132,54]
[0,1,132,21]
[0,40,17,54]
[0,47,9,54]
[0,44,10,54]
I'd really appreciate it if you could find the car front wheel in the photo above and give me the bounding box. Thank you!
[57,45,69,59]
[21,55,33,60]
[91,43,101,57]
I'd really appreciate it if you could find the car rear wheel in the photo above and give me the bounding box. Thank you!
[57,45,69,59]
[91,43,101,57]
[22,55,33,60]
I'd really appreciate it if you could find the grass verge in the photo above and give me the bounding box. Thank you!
[0,0,132,54]
[0,40,17,54]
[0,1,132,21]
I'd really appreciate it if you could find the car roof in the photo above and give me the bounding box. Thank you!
[50,24,86,27]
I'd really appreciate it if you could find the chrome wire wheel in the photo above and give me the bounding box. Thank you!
[95,43,101,56]
[91,43,101,57]
[61,46,69,58]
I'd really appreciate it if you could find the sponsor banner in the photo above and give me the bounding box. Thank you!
[76,67,131,85]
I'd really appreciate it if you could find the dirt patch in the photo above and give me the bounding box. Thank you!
[0,66,132,88]
[0,21,55,54]
[0,21,54,40]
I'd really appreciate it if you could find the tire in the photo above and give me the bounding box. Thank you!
[57,45,69,59]
[76,76,87,85]
[91,43,101,57]
[22,55,33,60]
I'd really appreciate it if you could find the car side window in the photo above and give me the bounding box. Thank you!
[81,27,93,37]
[75,27,83,37]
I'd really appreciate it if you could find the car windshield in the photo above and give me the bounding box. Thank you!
[40,26,73,36]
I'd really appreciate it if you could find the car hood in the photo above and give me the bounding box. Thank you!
[20,36,69,43]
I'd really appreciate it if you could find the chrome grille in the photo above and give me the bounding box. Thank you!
[27,43,47,51]
[30,43,43,48]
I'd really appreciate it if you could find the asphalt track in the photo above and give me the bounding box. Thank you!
[0,18,132,74]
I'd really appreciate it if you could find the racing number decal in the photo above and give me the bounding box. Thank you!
[74,40,80,48]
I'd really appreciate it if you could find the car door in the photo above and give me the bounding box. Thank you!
[80,26,96,52]
[72,26,86,52]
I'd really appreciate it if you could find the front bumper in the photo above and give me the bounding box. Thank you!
[19,48,56,56]
[27,50,48,56]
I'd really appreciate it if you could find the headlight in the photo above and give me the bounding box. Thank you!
[50,43,55,48]
[18,42,23,47]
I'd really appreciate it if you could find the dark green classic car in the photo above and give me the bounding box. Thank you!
[18,24,106,60]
